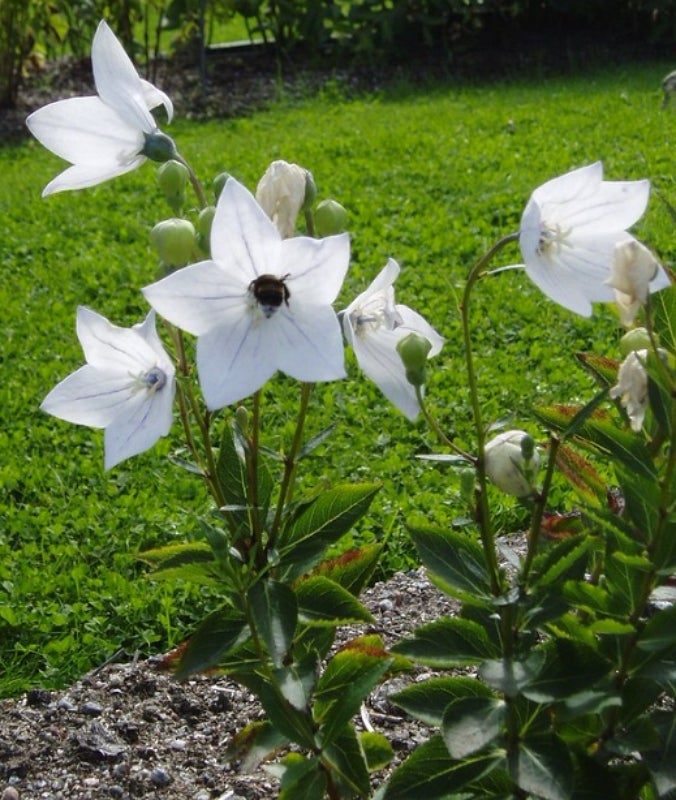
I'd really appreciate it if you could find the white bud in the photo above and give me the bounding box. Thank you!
[609,350,649,432]
[484,430,539,498]
[606,239,661,327]
[255,160,309,238]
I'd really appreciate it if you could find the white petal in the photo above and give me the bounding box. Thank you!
[352,329,420,420]
[133,310,175,374]
[76,306,158,371]
[143,261,247,336]
[211,179,280,282]
[531,162,603,208]
[26,97,143,166]
[41,157,145,195]
[281,233,351,305]
[91,20,156,133]
[41,365,135,427]
[274,304,346,382]
[651,264,672,293]
[555,180,650,234]
[140,79,173,122]
[196,318,277,409]
[104,381,175,469]
[395,305,445,356]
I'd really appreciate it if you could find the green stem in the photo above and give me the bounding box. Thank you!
[304,208,315,238]
[174,151,208,209]
[460,231,520,595]
[415,386,474,462]
[246,391,263,555]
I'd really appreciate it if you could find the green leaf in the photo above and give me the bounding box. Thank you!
[654,515,676,574]
[651,282,676,352]
[390,676,494,727]
[247,579,297,668]
[575,352,620,387]
[314,641,392,747]
[175,605,249,679]
[278,483,381,580]
[408,525,492,605]
[511,735,573,800]
[322,723,371,797]
[298,422,337,459]
[442,697,506,759]
[392,617,497,667]
[531,534,592,588]
[252,678,317,749]
[138,541,214,569]
[360,731,395,771]
[276,756,327,800]
[554,443,608,505]
[606,548,652,616]
[224,720,289,771]
[480,657,541,697]
[295,575,374,626]
[311,543,383,596]
[383,735,501,800]
[645,711,676,797]
[617,467,660,543]
[520,640,612,702]
[636,605,676,654]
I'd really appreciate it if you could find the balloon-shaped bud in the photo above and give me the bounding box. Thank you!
[314,199,348,237]
[157,160,189,214]
[484,430,539,498]
[150,218,196,270]
[619,327,652,356]
[142,131,178,163]
[196,205,216,255]
[235,405,249,436]
[213,172,231,201]
[397,332,433,387]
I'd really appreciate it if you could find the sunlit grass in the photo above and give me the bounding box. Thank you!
[0,58,674,696]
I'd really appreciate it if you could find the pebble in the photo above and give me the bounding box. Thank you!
[56,697,76,712]
[150,768,172,787]
[2,788,20,800]
[80,701,104,716]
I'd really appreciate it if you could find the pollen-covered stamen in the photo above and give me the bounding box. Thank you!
[536,221,573,259]
[350,295,403,337]
[248,273,291,319]
[141,366,168,393]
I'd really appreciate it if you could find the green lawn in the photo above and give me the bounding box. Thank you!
[0,59,674,696]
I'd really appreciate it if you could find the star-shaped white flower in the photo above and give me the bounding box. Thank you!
[518,162,650,316]
[26,20,174,196]
[143,177,350,410]
[343,259,443,420]
[41,307,176,469]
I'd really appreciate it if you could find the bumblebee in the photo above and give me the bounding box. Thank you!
[249,273,291,318]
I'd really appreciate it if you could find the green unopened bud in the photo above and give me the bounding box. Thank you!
[235,406,249,436]
[520,433,535,462]
[142,130,178,163]
[150,218,196,269]
[397,332,433,387]
[196,205,216,255]
[157,160,189,214]
[459,467,476,505]
[619,327,652,356]
[303,171,317,211]
[314,199,348,237]
[213,172,231,201]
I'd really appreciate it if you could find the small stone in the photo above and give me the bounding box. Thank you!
[107,787,124,798]
[56,697,76,712]
[2,788,20,800]
[80,701,103,716]
[169,738,186,751]
[150,768,172,787]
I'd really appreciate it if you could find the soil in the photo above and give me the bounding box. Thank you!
[0,568,462,800]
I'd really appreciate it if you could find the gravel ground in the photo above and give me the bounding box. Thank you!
[0,568,462,800]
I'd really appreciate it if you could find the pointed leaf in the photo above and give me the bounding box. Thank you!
[224,720,289,772]
[521,640,612,702]
[531,534,592,588]
[480,657,541,697]
[512,736,573,800]
[299,422,337,459]
[575,352,620,387]
[390,676,494,727]
[322,723,371,797]
[276,756,327,800]
[295,576,374,626]
[645,711,676,797]
[247,579,297,668]
[636,605,676,654]
[442,697,506,759]
[651,281,676,352]
[176,605,249,679]
[408,526,492,605]
[393,617,497,666]
[312,544,383,595]
[554,443,607,505]
[361,731,395,771]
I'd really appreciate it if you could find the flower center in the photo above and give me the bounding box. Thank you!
[537,221,572,261]
[141,366,167,393]
[248,274,291,319]
[350,294,402,338]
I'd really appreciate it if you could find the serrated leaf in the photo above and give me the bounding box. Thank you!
[138,541,214,570]
[175,606,249,679]
[314,643,392,747]
[311,544,383,596]
[575,352,620,387]
[554,443,607,505]
[408,526,492,605]
[383,735,501,800]
[295,575,374,626]
[531,534,592,588]
[480,657,541,697]
[361,731,395,771]
[617,467,660,543]
[512,736,573,800]
[276,756,327,800]
[224,720,288,771]
[442,697,506,759]
[247,579,297,668]
[392,617,497,667]
[390,676,494,726]
[278,484,380,580]
[322,723,371,796]
[520,640,611,702]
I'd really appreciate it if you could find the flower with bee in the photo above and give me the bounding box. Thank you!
[143,177,350,409]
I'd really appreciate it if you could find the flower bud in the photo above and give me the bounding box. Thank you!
[314,199,348,237]
[256,160,308,238]
[303,170,317,211]
[212,172,231,201]
[397,332,433,387]
[235,405,249,436]
[619,327,652,356]
[142,130,178,163]
[459,467,476,505]
[484,430,539,498]
[196,205,216,255]
[150,218,196,270]
[606,239,662,327]
[157,160,189,214]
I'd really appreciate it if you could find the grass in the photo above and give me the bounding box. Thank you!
[1,58,674,697]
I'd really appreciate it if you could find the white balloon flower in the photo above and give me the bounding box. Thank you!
[343,259,443,420]
[26,20,174,196]
[41,308,176,470]
[518,162,651,316]
[143,177,350,410]
[606,238,671,327]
